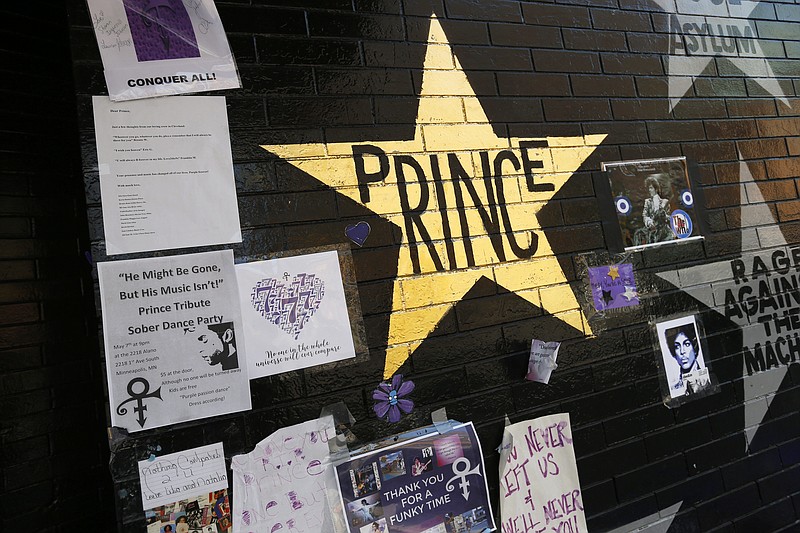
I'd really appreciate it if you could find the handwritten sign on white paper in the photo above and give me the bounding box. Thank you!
[138,442,228,509]
[499,413,587,533]
[232,417,340,533]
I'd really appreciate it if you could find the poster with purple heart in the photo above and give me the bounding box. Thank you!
[335,422,495,533]
[97,250,251,432]
[235,250,358,379]
[86,0,240,101]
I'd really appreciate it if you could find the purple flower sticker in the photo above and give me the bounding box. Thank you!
[373,374,415,423]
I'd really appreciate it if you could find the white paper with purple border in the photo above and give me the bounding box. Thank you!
[235,250,357,379]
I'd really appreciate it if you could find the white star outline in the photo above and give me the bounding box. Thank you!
[654,0,792,110]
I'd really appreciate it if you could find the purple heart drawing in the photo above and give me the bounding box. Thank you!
[251,273,324,339]
[345,221,371,247]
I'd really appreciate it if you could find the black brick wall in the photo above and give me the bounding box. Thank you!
[0,1,113,531]
[53,0,800,531]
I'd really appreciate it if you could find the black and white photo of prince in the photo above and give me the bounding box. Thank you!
[657,316,710,399]
[183,322,239,371]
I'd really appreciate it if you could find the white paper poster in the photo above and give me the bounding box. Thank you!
[139,442,228,509]
[98,250,251,432]
[92,95,241,256]
[235,251,357,379]
[86,0,240,101]
[231,417,339,533]
[499,414,587,533]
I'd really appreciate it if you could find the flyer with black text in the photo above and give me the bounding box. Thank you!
[93,96,241,255]
[98,250,250,432]
[86,0,240,100]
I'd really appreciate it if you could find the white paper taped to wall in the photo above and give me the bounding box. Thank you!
[138,442,228,509]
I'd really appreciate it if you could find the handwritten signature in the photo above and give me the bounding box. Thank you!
[183,0,213,34]
[92,10,129,37]
[100,37,133,52]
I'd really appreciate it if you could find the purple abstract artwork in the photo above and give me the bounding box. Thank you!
[123,0,201,62]
[250,274,324,340]
[588,264,639,311]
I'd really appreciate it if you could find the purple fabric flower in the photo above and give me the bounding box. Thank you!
[372,374,415,423]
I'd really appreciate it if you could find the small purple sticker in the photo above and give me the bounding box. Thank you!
[588,264,639,311]
[345,221,371,247]
[123,0,201,62]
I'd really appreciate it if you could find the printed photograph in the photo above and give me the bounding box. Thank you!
[173,513,188,533]
[443,506,490,533]
[351,462,381,498]
[602,157,701,250]
[420,524,448,533]
[347,493,384,529]
[184,322,239,371]
[655,315,710,399]
[359,517,388,533]
[379,451,406,481]
[144,489,231,533]
[409,449,435,477]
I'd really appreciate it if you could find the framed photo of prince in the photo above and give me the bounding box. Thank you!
[655,315,713,400]
[601,157,703,251]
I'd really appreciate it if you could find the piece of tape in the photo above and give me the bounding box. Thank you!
[320,401,357,458]
[497,414,514,454]
[319,401,356,427]
[431,407,459,434]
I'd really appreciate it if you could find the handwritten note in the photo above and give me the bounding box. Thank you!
[499,414,587,533]
[526,339,560,384]
[138,442,228,509]
[232,417,340,533]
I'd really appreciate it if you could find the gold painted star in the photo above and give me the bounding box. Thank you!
[261,16,606,378]
[607,265,620,280]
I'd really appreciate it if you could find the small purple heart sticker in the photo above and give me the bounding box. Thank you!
[345,221,371,247]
